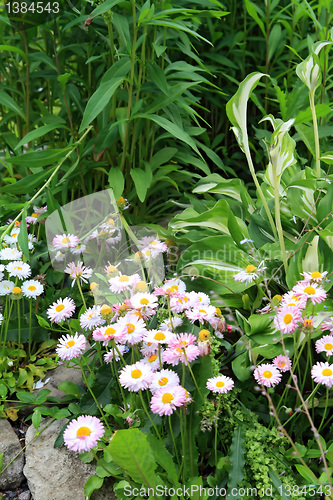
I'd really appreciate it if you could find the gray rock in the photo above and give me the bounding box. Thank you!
[36,365,84,400]
[24,419,116,500]
[0,419,24,489]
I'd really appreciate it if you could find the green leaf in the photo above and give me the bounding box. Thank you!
[16,392,36,404]
[130,168,150,202]
[0,90,25,119]
[32,409,41,430]
[7,148,71,169]
[0,45,28,61]
[108,429,161,488]
[83,475,103,500]
[226,72,266,153]
[0,452,3,471]
[79,77,125,133]
[58,381,84,398]
[15,124,66,150]
[0,167,55,194]
[108,167,124,200]
[295,464,319,484]
[268,467,291,500]
[146,434,180,487]
[244,0,265,36]
[17,207,29,259]
[90,0,123,18]
[226,427,245,499]
[134,113,201,156]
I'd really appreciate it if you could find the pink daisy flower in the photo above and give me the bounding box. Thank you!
[140,342,158,357]
[154,278,186,298]
[185,305,217,325]
[280,291,307,309]
[186,291,211,308]
[119,361,154,392]
[159,317,183,331]
[93,324,126,345]
[206,375,234,393]
[53,233,79,250]
[46,297,76,323]
[300,271,328,284]
[272,355,292,372]
[320,317,333,333]
[170,296,191,313]
[142,351,164,371]
[292,283,327,305]
[80,305,104,330]
[253,364,282,387]
[315,335,333,357]
[168,333,197,349]
[56,333,87,360]
[130,293,158,311]
[64,261,93,287]
[311,362,333,388]
[150,385,187,416]
[149,369,180,394]
[164,344,200,366]
[274,306,302,334]
[63,415,104,453]
[103,344,127,363]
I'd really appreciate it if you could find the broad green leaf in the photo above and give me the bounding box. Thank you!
[0,45,28,61]
[321,151,333,164]
[90,0,123,18]
[15,124,67,150]
[147,434,180,487]
[108,167,124,200]
[130,168,150,202]
[79,77,125,133]
[295,464,319,484]
[58,381,84,398]
[226,72,266,153]
[226,427,245,499]
[32,409,41,430]
[0,90,25,119]
[108,429,161,488]
[0,167,55,194]
[6,148,71,169]
[84,475,103,500]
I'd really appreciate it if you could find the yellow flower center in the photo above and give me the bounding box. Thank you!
[170,285,178,291]
[145,249,151,256]
[31,213,39,218]
[100,304,112,315]
[162,393,174,404]
[199,329,210,341]
[126,323,135,333]
[107,265,117,273]
[283,314,293,324]
[199,309,207,314]
[56,304,65,312]
[119,275,129,282]
[304,286,316,295]
[150,240,157,245]
[131,369,142,379]
[158,377,168,386]
[65,340,75,348]
[12,286,21,294]
[322,368,333,377]
[140,298,149,305]
[303,319,312,328]
[273,294,282,302]
[90,282,99,291]
[28,285,37,291]
[245,265,257,273]
[11,232,18,237]
[148,354,158,363]
[263,370,272,379]
[311,271,322,279]
[62,237,70,244]
[136,281,147,292]
[14,266,22,271]
[324,343,333,351]
[279,362,285,367]
[76,426,91,438]
[104,327,116,337]
[216,381,225,388]
[154,332,165,341]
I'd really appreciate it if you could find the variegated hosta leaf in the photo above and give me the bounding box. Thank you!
[226,72,266,153]
[261,115,296,184]
[320,152,333,164]
[296,41,333,93]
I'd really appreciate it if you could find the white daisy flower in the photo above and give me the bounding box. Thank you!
[142,351,164,371]
[3,228,20,245]
[54,250,65,262]
[21,280,44,299]
[0,247,23,261]
[80,305,104,330]
[0,280,15,296]
[140,341,158,357]
[233,261,267,284]
[103,344,127,363]
[315,335,333,357]
[149,369,180,394]
[47,297,76,324]
[6,261,31,279]
[300,271,328,283]
[311,361,333,388]
[70,243,86,255]
[64,261,93,287]
[130,292,158,310]
[143,329,175,345]
[159,317,183,331]
[187,291,211,308]
[0,312,3,324]
[27,234,37,250]
[185,305,217,324]
[206,375,234,394]
[109,273,141,293]
[33,205,47,215]
[117,313,147,345]
[119,361,154,392]
[56,333,87,361]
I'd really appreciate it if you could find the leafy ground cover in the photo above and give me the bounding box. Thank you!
[1,0,333,499]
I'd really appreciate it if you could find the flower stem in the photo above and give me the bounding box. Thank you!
[272,166,288,274]
[138,389,160,438]
[215,397,221,467]
[76,279,87,309]
[309,90,321,178]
